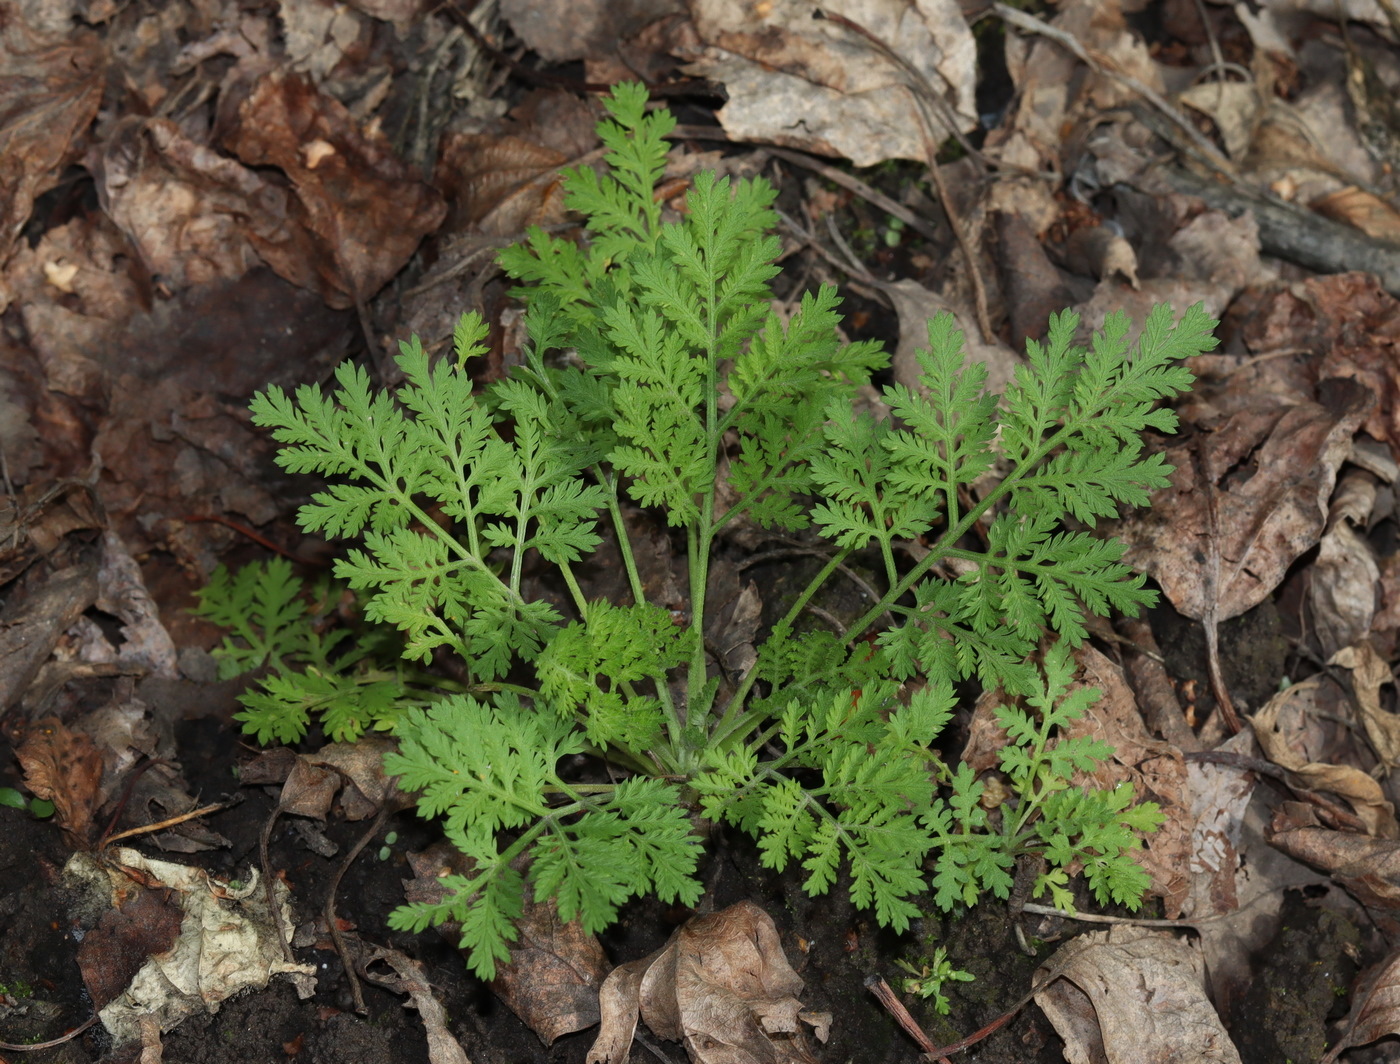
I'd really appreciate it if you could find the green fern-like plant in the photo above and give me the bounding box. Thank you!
[201,82,1216,979]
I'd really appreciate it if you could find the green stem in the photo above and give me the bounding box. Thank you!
[840,416,1088,646]
[556,560,589,619]
[710,546,851,749]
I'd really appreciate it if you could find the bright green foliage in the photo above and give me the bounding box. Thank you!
[198,83,1217,981]
[190,558,425,744]
[895,947,975,1015]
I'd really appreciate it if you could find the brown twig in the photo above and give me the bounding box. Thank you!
[0,1014,98,1052]
[182,513,309,563]
[325,801,398,1015]
[1193,444,1242,734]
[865,976,953,1063]
[868,971,1058,1060]
[102,799,238,848]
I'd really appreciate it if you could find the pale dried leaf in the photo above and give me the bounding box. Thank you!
[1310,521,1381,659]
[1312,186,1400,243]
[1035,925,1242,1064]
[1330,642,1400,769]
[1178,81,1262,160]
[363,946,473,1064]
[679,0,976,167]
[67,848,316,1045]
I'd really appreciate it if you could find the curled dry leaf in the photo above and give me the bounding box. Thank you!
[65,847,315,1045]
[1252,678,1399,838]
[1330,642,1400,771]
[1325,949,1400,1063]
[1034,925,1241,1064]
[399,841,608,1045]
[362,946,473,1064]
[243,738,398,821]
[491,897,609,1047]
[1270,802,1400,919]
[1309,469,1382,659]
[588,901,828,1064]
[1311,186,1400,244]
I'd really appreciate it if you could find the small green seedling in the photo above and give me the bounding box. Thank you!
[895,948,976,1014]
[196,83,1214,980]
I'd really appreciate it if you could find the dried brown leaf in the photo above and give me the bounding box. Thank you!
[220,71,445,308]
[1326,949,1400,1062]
[1312,186,1400,244]
[491,898,608,1045]
[1269,808,1400,917]
[1310,520,1381,659]
[0,13,103,280]
[274,738,398,821]
[15,716,104,846]
[1118,382,1372,622]
[1253,679,1398,837]
[588,901,826,1064]
[1035,925,1241,1064]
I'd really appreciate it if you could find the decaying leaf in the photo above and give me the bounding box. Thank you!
[1270,802,1400,918]
[1118,380,1372,622]
[1325,949,1400,1062]
[1252,678,1398,838]
[1035,925,1241,1064]
[242,737,398,821]
[362,946,474,1064]
[397,840,609,1045]
[678,0,977,167]
[588,901,828,1064]
[64,847,316,1045]
[219,70,446,309]
[15,716,105,846]
[492,897,609,1046]
[0,10,104,289]
[1311,186,1400,243]
[1309,469,1382,659]
[1331,642,1400,770]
